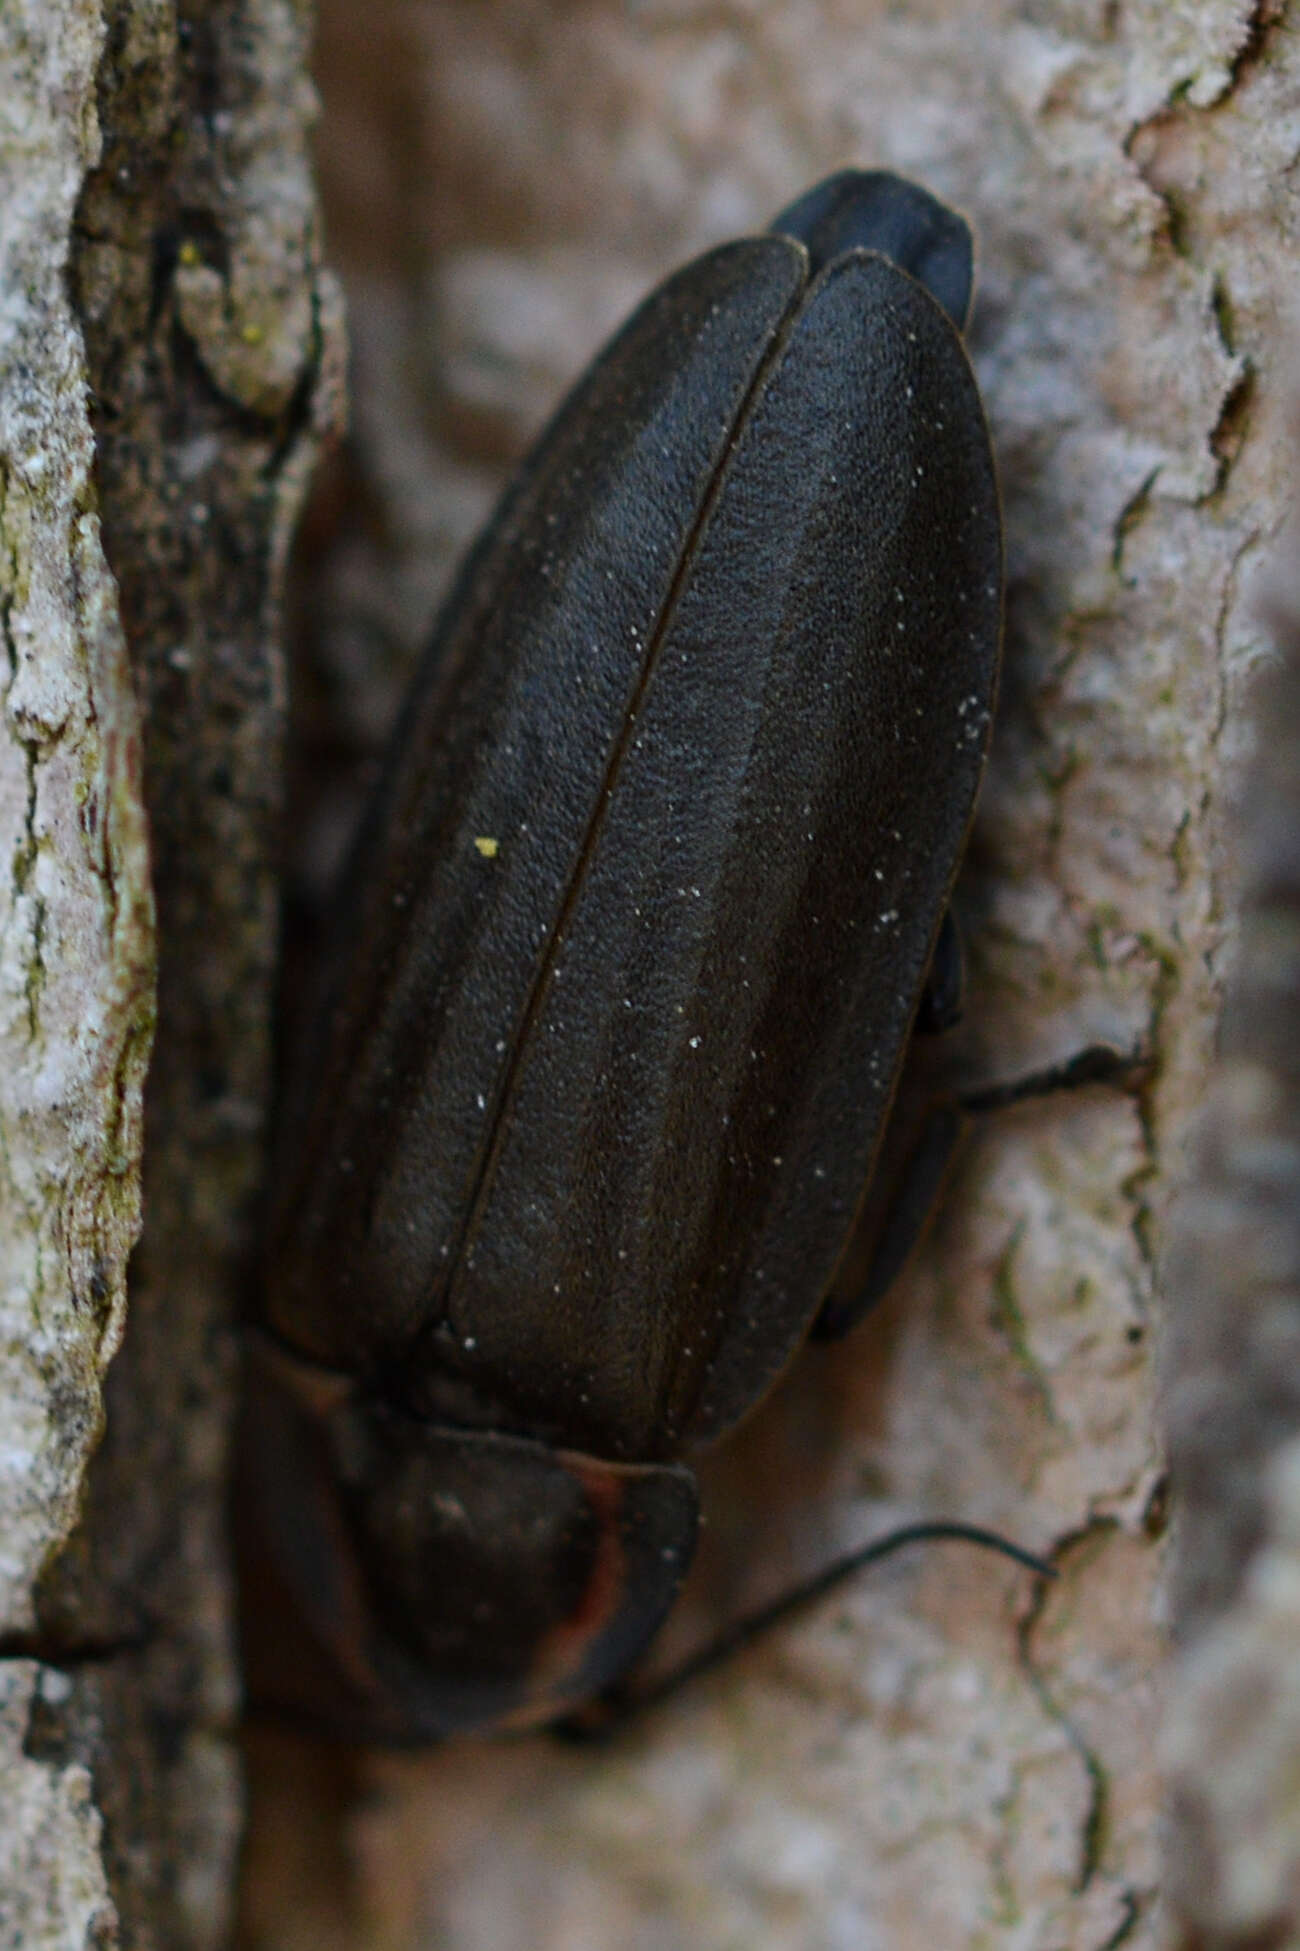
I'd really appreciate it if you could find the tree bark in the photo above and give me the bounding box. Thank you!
[4,1,1297,1948]
[0,3,341,1947]
[242,4,1299,1949]
[1161,468,1300,1949]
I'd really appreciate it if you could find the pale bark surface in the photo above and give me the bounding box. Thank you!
[0,7,152,1947]
[241,4,1298,1950]
[1,2,340,1947]
[3,1,1297,1948]
[1161,494,1300,1949]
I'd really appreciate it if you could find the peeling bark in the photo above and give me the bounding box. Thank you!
[1161,463,1300,1950]
[1,2,341,1946]
[0,6,152,1946]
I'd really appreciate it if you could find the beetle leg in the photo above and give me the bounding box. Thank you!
[812,906,968,1339]
[809,910,968,1341]
[914,907,964,1034]
[812,1041,1144,1341]
[813,1094,968,1340]
[956,1041,1143,1115]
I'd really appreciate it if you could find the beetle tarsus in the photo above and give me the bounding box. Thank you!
[958,1041,1147,1115]
[814,1040,1147,1342]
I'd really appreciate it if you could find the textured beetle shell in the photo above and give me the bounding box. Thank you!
[266,221,1002,1470]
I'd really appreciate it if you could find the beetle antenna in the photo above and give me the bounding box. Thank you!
[557,1521,1053,1739]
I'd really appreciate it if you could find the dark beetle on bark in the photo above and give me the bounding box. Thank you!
[240,171,1005,1743]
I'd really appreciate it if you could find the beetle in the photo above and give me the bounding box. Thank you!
[239,169,1004,1744]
